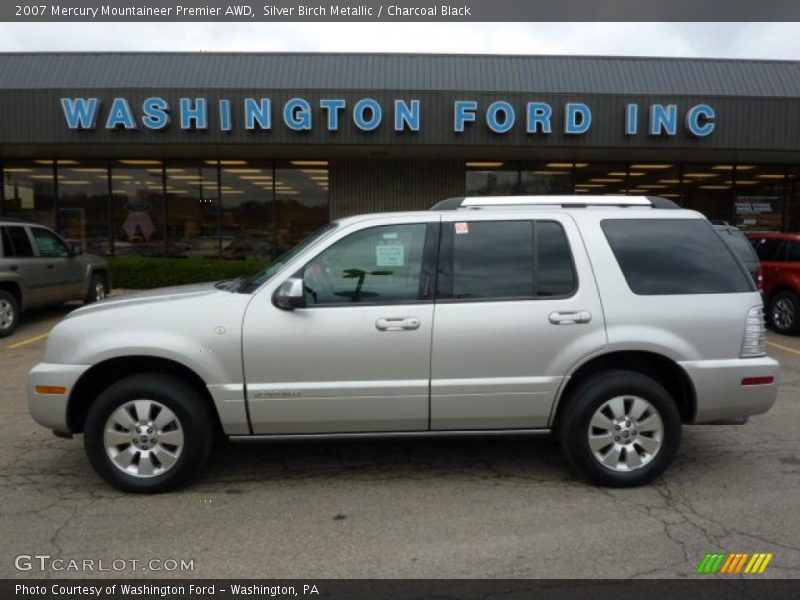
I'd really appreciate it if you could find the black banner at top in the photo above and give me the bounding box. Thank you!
[3,0,800,22]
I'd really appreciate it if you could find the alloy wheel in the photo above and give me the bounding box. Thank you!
[0,299,15,330]
[587,395,664,472]
[772,298,796,331]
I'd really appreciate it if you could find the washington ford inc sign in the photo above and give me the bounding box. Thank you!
[60,97,717,137]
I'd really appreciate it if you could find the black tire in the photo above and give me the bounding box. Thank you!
[84,373,215,493]
[558,370,682,488]
[768,290,800,335]
[0,289,20,338]
[84,272,107,304]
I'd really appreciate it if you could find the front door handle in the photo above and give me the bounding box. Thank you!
[549,310,592,325]
[8,265,18,272]
[45,263,55,269]
[375,317,421,331]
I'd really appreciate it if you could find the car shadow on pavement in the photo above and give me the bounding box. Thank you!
[4,303,79,342]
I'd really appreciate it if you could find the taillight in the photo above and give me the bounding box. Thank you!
[757,266,764,290]
[741,306,767,358]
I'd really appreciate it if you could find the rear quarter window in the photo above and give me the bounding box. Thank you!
[602,219,754,295]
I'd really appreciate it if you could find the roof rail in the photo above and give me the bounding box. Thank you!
[430,195,681,210]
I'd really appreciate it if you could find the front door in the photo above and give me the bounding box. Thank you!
[29,227,84,303]
[430,214,607,430]
[243,216,439,434]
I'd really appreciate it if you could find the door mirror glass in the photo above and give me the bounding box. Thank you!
[273,277,306,310]
[70,245,83,257]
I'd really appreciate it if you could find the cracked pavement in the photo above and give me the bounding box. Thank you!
[1,304,799,579]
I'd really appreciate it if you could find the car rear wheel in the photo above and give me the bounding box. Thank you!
[769,290,800,335]
[0,290,19,338]
[559,370,682,487]
[84,373,215,493]
[85,272,107,304]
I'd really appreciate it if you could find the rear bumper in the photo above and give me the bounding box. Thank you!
[680,356,780,423]
[28,362,91,434]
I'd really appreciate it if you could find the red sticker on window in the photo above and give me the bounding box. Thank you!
[455,222,469,235]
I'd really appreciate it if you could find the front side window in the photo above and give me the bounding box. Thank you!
[437,220,576,301]
[303,224,428,306]
[787,241,800,262]
[2,226,34,258]
[30,228,70,258]
[602,219,753,295]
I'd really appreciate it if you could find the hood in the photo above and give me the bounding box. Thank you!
[68,281,225,318]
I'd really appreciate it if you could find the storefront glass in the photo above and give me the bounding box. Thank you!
[573,162,627,195]
[111,160,166,256]
[56,161,111,255]
[2,160,57,227]
[465,162,519,196]
[220,161,275,261]
[520,162,573,195]
[682,163,733,221]
[275,161,330,253]
[166,162,219,258]
[627,163,682,203]
[734,165,786,231]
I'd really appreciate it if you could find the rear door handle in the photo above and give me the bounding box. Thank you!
[549,310,592,325]
[375,317,421,331]
[8,265,18,272]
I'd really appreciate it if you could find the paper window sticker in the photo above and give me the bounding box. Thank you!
[376,243,405,267]
[455,222,469,235]
[382,231,399,239]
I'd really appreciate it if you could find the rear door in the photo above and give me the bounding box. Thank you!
[29,226,84,303]
[430,213,607,430]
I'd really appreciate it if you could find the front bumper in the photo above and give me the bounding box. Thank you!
[680,356,781,423]
[28,362,91,433]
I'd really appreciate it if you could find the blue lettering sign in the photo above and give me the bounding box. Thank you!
[61,98,100,129]
[180,98,208,130]
[486,101,515,134]
[685,104,716,137]
[105,98,137,130]
[244,98,271,130]
[141,97,170,130]
[526,102,552,134]
[565,103,592,135]
[649,104,677,136]
[394,99,420,132]
[219,99,232,132]
[353,98,382,131]
[625,103,638,135]
[284,98,312,131]
[320,99,345,131]
[454,100,478,133]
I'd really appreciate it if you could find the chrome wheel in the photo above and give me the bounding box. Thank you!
[103,399,184,478]
[588,395,664,472]
[94,279,107,301]
[772,297,796,331]
[0,299,14,330]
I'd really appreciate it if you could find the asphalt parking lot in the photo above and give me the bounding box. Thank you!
[1,303,799,579]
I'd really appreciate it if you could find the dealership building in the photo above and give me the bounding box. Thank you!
[1,52,799,259]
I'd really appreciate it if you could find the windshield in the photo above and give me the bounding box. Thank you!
[236,222,340,294]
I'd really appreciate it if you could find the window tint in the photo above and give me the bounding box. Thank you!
[602,219,753,295]
[438,220,576,301]
[787,241,800,262]
[716,228,759,264]
[752,237,785,262]
[31,228,69,258]
[1,226,34,258]
[303,224,427,305]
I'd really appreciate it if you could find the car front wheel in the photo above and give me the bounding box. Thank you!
[559,370,682,487]
[769,290,800,335]
[84,373,215,493]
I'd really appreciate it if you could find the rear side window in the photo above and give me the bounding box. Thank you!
[718,229,759,264]
[602,219,753,295]
[1,226,34,258]
[437,220,576,300]
[752,237,785,262]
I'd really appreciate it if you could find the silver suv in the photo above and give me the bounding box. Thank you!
[27,196,779,492]
[1,220,109,337]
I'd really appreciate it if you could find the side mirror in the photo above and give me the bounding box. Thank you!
[69,245,83,257]
[273,277,306,310]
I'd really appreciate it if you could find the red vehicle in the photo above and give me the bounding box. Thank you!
[748,232,800,335]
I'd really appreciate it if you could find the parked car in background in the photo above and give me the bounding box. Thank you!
[713,223,762,288]
[27,196,778,493]
[748,232,800,335]
[0,220,110,337]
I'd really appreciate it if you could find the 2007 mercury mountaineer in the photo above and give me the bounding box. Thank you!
[28,196,780,492]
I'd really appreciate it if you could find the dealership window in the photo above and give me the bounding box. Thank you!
[166,162,220,258]
[219,161,274,262]
[111,160,166,256]
[683,164,733,221]
[734,165,786,232]
[573,162,628,196]
[627,163,682,203]
[465,162,519,196]
[2,160,56,228]
[789,167,800,232]
[56,161,111,255]
[520,162,573,195]
[275,161,330,252]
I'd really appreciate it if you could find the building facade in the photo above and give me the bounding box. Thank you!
[1,52,799,260]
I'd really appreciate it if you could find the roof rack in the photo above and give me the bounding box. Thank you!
[430,195,680,210]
